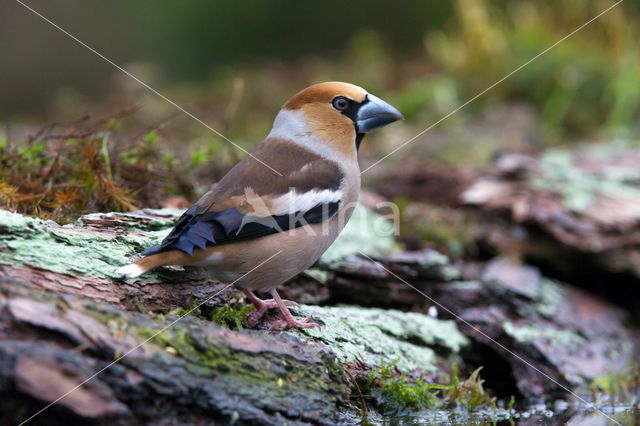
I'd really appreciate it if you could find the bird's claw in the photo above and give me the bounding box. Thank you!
[247,307,268,327]
[247,298,297,327]
[269,316,320,330]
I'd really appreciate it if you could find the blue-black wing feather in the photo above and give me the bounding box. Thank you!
[141,202,340,256]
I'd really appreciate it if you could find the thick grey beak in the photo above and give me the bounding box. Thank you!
[356,93,403,133]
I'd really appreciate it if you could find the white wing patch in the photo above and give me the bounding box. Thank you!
[267,189,342,216]
[242,186,342,217]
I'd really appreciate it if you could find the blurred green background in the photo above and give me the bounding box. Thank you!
[1,0,640,220]
[3,0,638,141]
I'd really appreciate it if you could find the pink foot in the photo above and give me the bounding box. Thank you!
[268,288,320,330]
[242,289,296,327]
[270,316,320,330]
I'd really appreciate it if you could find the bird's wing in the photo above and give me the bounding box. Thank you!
[142,138,344,256]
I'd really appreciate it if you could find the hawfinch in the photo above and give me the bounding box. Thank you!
[117,82,402,329]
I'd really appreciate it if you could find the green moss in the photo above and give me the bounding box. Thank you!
[146,303,468,386]
[363,361,495,414]
[137,322,348,399]
[0,209,44,234]
[141,329,220,374]
[321,204,396,265]
[0,206,394,282]
[503,321,586,348]
[530,141,640,212]
[0,122,161,222]
[155,295,252,329]
[208,302,253,331]
[379,377,444,411]
[534,279,567,317]
[589,360,640,404]
[293,305,468,373]
[0,209,169,280]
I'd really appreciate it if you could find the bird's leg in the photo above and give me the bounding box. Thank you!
[242,289,296,327]
[269,289,319,330]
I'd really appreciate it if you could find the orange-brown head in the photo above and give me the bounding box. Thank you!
[271,82,402,157]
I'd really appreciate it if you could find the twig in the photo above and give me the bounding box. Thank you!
[344,368,370,425]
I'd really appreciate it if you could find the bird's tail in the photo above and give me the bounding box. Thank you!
[116,250,189,278]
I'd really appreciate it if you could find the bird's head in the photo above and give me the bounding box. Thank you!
[270,82,403,157]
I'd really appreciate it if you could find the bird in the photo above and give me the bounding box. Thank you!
[116,82,403,329]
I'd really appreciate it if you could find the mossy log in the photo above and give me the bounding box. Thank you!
[0,208,638,424]
[461,142,640,278]
[0,209,466,424]
[0,278,351,425]
[377,142,640,314]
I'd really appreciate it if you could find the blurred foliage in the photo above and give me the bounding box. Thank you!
[589,359,640,405]
[426,0,640,141]
[117,0,451,81]
[363,360,495,414]
[400,200,478,257]
[0,109,201,222]
[3,0,640,222]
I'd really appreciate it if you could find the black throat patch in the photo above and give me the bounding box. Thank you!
[339,99,367,150]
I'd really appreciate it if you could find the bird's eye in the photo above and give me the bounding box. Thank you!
[332,96,350,111]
